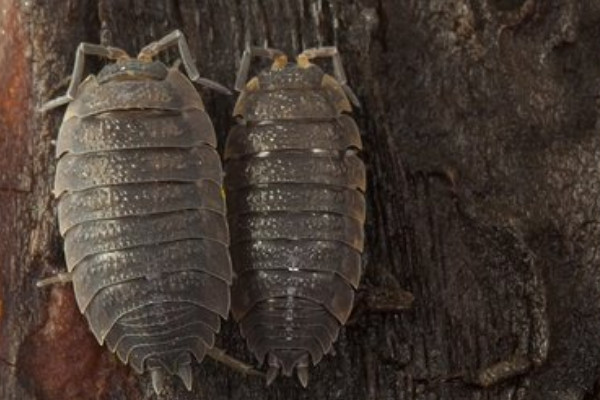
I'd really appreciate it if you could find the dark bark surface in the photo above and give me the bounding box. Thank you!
[2,0,600,399]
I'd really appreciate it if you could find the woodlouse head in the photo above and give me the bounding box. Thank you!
[258,60,325,91]
[96,59,168,84]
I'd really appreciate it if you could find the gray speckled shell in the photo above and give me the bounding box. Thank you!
[55,67,231,374]
[225,63,365,375]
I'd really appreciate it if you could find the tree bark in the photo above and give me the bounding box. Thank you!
[2,0,600,399]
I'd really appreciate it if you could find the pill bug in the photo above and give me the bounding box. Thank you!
[39,31,233,394]
[225,47,365,386]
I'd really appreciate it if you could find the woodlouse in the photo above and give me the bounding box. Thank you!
[226,46,365,386]
[39,30,234,394]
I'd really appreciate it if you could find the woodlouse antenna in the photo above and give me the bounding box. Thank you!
[234,45,286,91]
[137,30,231,95]
[299,46,361,108]
[40,44,129,112]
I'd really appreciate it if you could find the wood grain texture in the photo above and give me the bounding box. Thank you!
[3,0,600,399]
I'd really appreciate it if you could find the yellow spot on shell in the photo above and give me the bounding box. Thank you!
[296,54,311,69]
[245,77,260,91]
[272,55,288,70]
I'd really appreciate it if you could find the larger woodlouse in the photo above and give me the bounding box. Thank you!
[39,31,234,394]
[225,46,366,386]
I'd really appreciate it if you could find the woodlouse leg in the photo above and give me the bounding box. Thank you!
[40,43,128,112]
[299,46,361,108]
[467,354,532,387]
[347,278,414,325]
[36,272,72,288]
[234,45,286,91]
[137,30,231,95]
[206,347,265,378]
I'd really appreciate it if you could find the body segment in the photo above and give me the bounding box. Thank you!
[226,48,365,386]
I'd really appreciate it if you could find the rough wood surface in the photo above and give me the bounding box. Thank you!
[2,0,600,399]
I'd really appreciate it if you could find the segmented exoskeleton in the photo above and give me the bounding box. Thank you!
[225,47,365,386]
[39,31,234,394]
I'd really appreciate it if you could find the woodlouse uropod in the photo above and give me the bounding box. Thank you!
[39,30,238,394]
[225,46,366,386]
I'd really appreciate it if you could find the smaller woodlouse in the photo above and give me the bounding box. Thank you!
[38,30,256,394]
[226,45,365,386]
